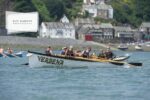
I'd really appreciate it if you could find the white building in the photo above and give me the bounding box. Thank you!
[83,3,113,19]
[84,0,95,5]
[84,0,106,5]
[39,22,75,39]
[60,15,70,23]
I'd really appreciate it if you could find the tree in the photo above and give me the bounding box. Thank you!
[31,0,51,21]
[44,0,65,20]
[111,0,150,27]
[13,0,36,12]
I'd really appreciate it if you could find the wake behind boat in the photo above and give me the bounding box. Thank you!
[27,51,141,68]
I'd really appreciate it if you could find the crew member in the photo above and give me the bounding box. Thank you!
[98,50,106,58]
[61,47,67,55]
[0,47,4,54]
[7,48,13,54]
[105,48,114,59]
[81,47,91,58]
[65,46,74,56]
[45,46,52,55]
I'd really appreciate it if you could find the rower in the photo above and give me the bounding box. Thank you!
[0,47,4,54]
[98,50,106,59]
[81,47,91,58]
[45,46,53,55]
[61,47,68,55]
[65,46,74,57]
[98,48,115,59]
[0,47,7,57]
[105,48,115,59]
[7,48,13,54]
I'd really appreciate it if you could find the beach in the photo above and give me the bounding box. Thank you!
[0,36,110,50]
[0,36,150,51]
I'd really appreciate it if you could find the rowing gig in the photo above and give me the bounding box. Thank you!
[27,51,115,68]
[27,51,142,68]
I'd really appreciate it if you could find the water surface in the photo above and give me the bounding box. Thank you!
[0,51,150,100]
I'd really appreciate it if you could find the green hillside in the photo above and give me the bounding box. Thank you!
[110,0,150,27]
[13,0,82,22]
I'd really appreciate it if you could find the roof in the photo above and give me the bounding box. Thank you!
[60,15,69,23]
[75,18,95,24]
[42,22,74,29]
[114,26,132,32]
[141,22,150,28]
[77,23,113,34]
[100,23,113,28]
[77,24,93,34]
[97,4,113,10]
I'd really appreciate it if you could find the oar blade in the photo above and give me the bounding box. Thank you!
[109,61,124,66]
[128,62,142,66]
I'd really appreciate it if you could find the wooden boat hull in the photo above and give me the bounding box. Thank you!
[27,51,142,68]
[27,51,111,68]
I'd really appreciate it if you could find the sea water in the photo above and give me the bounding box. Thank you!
[0,51,150,100]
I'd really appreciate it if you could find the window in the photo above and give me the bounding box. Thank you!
[56,30,63,36]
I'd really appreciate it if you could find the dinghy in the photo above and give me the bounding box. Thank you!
[135,45,143,51]
[27,51,141,68]
[118,44,128,50]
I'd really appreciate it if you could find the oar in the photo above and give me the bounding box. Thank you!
[109,61,142,66]
[22,63,29,65]
[0,53,8,57]
[109,61,124,66]
[128,62,142,66]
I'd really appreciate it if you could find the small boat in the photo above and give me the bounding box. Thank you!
[27,51,141,68]
[118,44,128,50]
[135,45,143,51]
[0,52,23,57]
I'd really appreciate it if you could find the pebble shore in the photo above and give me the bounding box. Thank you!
[0,36,108,50]
[0,36,150,51]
